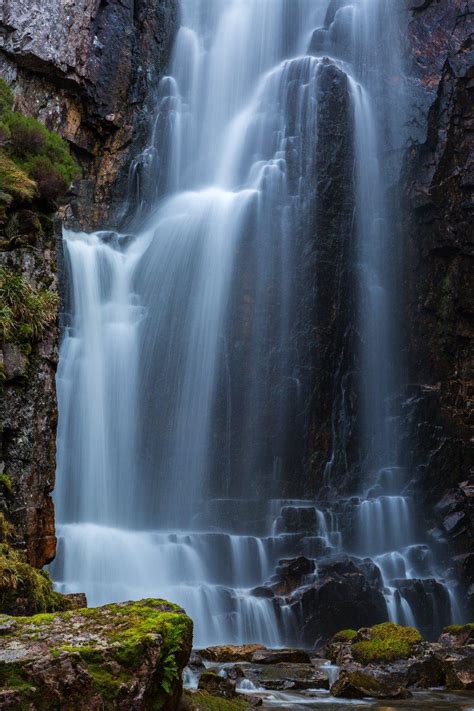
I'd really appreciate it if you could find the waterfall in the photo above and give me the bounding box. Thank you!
[52,0,459,646]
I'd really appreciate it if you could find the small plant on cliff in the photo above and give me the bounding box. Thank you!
[0,267,58,344]
[333,628,357,641]
[0,78,79,204]
[351,622,422,664]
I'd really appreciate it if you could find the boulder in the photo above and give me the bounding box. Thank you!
[0,598,192,710]
[331,670,412,700]
[199,645,265,663]
[198,670,236,698]
[243,662,329,691]
[251,648,311,664]
[438,624,474,648]
[295,556,388,644]
[438,647,474,690]
[271,557,315,595]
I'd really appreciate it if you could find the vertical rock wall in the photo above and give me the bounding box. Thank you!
[401,0,473,616]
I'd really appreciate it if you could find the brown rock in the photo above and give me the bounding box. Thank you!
[199,644,265,663]
[197,670,236,698]
[251,648,311,665]
[331,670,412,700]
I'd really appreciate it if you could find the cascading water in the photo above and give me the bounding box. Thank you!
[52,0,460,647]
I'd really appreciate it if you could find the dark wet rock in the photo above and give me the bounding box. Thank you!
[242,662,329,691]
[438,646,474,690]
[0,598,193,710]
[393,578,452,639]
[272,557,315,595]
[277,507,318,534]
[293,556,388,646]
[251,649,311,665]
[198,670,236,698]
[250,585,274,598]
[401,0,474,618]
[331,670,412,700]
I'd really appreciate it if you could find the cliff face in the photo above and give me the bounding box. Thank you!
[401,0,473,615]
[0,0,178,567]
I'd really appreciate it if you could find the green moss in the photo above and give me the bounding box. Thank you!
[181,691,250,711]
[0,266,58,345]
[333,628,357,641]
[0,543,71,615]
[0,473,14,497]
[443,623,474,636]
[0,662,34,694]
[0,79,14,117]
[352,622,422,664]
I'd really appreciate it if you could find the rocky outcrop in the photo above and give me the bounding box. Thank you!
[325,622,474,698]
[0,0,178,228]
[401,0,474,616]
[0,598,193,710]
[0,0,178,568]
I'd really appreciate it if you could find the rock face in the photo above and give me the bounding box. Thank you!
[0,237,58,567]
[400,0,474,617]
[0,0,178,228]
[0,598,193,710]
[0,0,178,568]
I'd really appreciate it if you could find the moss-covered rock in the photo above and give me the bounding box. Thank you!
[333,628,357,641]
[179,691,252,711]
[0,598,193,710]
[330,670,411,700]
[351,622,422,664]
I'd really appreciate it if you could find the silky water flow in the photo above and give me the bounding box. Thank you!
[52,0,460,646]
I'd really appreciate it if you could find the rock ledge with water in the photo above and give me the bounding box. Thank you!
[0,598,192,710]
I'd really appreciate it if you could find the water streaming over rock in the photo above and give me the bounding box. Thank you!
[52,0,460,646]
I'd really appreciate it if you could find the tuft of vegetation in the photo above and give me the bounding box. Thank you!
[180,691,251,711]
[0,153,37,202]
[0,266,58,345]
[333,628,357,642]
[0,473,13,498]
[0,77,79,205]
[0,542,70,615]
[351,622,422,664]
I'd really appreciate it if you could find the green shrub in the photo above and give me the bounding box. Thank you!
[0,79,14,117]
[352,622,422,664]
[0,154,37,202]
[0,267,58,344]
[0,80,79,204]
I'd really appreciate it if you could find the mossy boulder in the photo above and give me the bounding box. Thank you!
[332,628,357,642]
[330,670,411,700]
[0,598,193,710]
[351,622,422,664]
[179,691,253,711]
